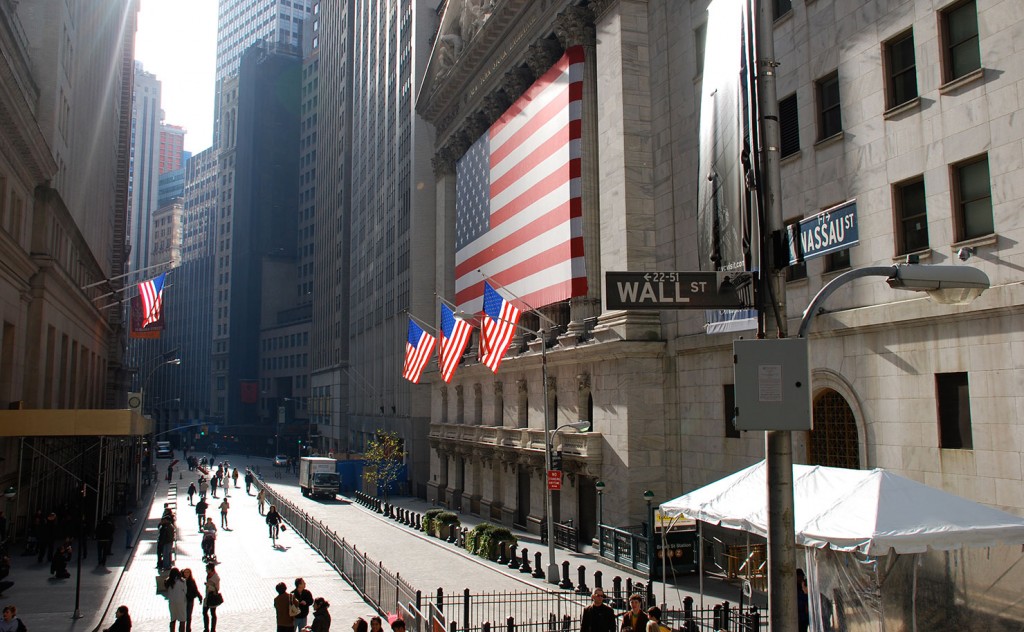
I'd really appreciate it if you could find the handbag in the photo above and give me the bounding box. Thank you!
[289,601,301,617]
[280,524,287,532]
[207,591,224,607]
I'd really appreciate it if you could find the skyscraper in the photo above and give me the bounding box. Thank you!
[129,62,163,277]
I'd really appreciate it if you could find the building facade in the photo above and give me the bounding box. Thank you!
[415,0,1024,546]
[128,62,163,277]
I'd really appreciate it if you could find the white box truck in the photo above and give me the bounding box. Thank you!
[299,456,340,499]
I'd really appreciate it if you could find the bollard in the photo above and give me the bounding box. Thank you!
[594,570,603,590]
[747,606,760,632]
[507,544,520,569]
[463,588,471,629]
[482,623,490,632]
[559,560,573,590]
[720,601,731,630]
[436,587,444,611]
[626,578,634,598]
[519,547,532,574]
[532,552,544,579]
[713,604,723,630]
[575,565,589,594]
[506,617,515,632]
[611,576,623,608]
[415,513,422,530]
[496,542,507,565]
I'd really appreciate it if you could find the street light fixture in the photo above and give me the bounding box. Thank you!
[545,420,591,582]
[596,480,605,532]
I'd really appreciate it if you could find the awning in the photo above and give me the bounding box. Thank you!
[0,409,153,437]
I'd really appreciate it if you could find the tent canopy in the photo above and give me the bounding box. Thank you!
[660,461,1024,556]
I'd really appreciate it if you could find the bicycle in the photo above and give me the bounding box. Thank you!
[269,523,279,546]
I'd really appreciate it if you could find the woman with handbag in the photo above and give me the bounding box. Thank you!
[182,568,202,632]
[164,568,188,632]
[202,562,221,632]
[274,581,299,632]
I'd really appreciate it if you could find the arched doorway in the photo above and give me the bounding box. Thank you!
[809,388,860,469]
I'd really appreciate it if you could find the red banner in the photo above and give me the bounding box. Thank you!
[240,380,259,404]
[129,295,163,339]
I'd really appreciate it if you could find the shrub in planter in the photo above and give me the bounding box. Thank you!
[435,511,460,539]
[466,523,517,560]
[422,508,445,535]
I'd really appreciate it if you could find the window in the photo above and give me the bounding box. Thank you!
[953,155,993,240]
[824,248,850,272]
[816,72,842,140]
[895,178,928,254]
[773,0,792,20]
[941,0,981,82]
[694,23,707,76]
[724,385,740,438]
[936,372,972,449]
[785,218,806,281]
[884,30,918,108]
[779,94,800,158]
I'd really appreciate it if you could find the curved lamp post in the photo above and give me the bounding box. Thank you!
[546,420,591,581]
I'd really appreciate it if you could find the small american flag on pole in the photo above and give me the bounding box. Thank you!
[402,319,436,384]
[454,46,587,314]
[138,272,167,328]
[439,304,472,383]
[479,283,521,373]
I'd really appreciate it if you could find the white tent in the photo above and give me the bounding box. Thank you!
[660,462,1024,631]
[659,460,1024,555]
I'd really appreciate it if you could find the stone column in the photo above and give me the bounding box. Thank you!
[432,148,459,300]
[556,6,603,337]
[473,382,483,424]
[493,381,504,426]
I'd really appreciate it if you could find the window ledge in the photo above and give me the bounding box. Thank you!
[952,233,997,250]
[939,68,984,95]
[892,248,932,263]
[883,97,921,120]
[780,150,802,165]
[821,266,853,282]
[774,11,794,26]
[814,131,844,149]
[785,275,808,287]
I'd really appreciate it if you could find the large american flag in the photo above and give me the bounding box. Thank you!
[438,303,472,383]
[454,46,587,314]
[402,319,435,384]
[138,272,166,328]
[479,282,521,373]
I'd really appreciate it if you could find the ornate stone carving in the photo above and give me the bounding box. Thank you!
[526,39,563,77]
[517,378,528,394]
[587,0,618,23]
[577,373,590,392]
[494,381,503,397]
[460,0,495,46]
[464,111,490,142]
[483,92,511,124]
[432,149,458,177]
[545,376,557,394]
[448,131,472,161]
[555,5,596,49]
[503,67,534,103]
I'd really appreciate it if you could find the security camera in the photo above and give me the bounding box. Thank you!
[957,247,975,262]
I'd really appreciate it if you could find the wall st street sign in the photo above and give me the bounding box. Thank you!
[605,271,753,310]
[789,199,859,264]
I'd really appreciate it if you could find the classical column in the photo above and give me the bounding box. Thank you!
[433,147,459,301]
[473,382,483,425]
[493,381,504,426]
[556,6,603,337]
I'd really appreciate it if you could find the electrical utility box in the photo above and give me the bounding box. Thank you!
[733,338,811,431]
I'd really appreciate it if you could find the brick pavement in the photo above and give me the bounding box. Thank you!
[259,463,766,611]
[3,453,379,632]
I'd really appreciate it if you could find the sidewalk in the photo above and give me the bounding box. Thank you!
[260,466,766,612]
[8,453,378,632]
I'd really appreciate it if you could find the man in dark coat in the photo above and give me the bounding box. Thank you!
[95,515,115,566]
[36,512,58,563]
[156,517,174,570]
[581,588,616,632]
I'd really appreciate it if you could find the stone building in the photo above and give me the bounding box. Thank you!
[415,0,1024,542]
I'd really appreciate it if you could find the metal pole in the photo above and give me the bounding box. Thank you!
[755,0,796,628]
[543,334,558,584]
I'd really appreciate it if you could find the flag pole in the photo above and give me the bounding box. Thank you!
[475,270,558,328]
[404,310,438,335]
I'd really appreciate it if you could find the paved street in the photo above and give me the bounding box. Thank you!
[2,453,760,631]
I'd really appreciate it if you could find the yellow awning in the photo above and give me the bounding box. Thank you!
[0,409,153,437]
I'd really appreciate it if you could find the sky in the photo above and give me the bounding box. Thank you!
[134,0,218,155]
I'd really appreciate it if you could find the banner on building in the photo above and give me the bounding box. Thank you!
[129,295,163,339]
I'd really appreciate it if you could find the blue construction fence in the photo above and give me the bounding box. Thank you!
[334,459,409,496]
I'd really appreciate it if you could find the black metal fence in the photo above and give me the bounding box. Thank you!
[663,596,766,632]
[598,523,651,573]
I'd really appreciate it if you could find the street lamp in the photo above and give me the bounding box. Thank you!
[596,480,605,533]
[643,490,655,580]
[545,420,591,582]
[756,261,991,631]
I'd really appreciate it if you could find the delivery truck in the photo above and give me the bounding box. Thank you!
[299,456,340,499]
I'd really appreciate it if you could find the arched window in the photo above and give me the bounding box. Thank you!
[809,389,859,469]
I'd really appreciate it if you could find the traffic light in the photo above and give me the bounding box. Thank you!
[201,425,207,436]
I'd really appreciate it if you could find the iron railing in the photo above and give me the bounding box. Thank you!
[598,524,651,573]
[663,597,766,632]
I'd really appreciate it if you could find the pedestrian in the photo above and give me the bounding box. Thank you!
[369,616,382,632]
[274,581,298,632]
[195,498,208,532]
[102,605,132,632]
[96,515,115,566]
[210,476,218,499]
[305,597,331,632]
[620,594,646,632]
[203,562,221,632]
[164,567,188,632]
[124,512,137,549]
[257,488,266,515]
[797,568,810,632]
[645,607,668,632]
[218,498,230,529]
[580,588,616,632]
[232,468,239,488]
[244,470,254,495]
[292,577,313,631]
[352,617,368,632]
[36,511,57,563]
[199,477,209,501]
[51,537,72,579]
[0,605,27,632]
[0,555,14,596]
[187,482,197,505]
[183,567,203,632]
[387,614,405,632]
[266,505,282,540]
[157,517,175,570]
